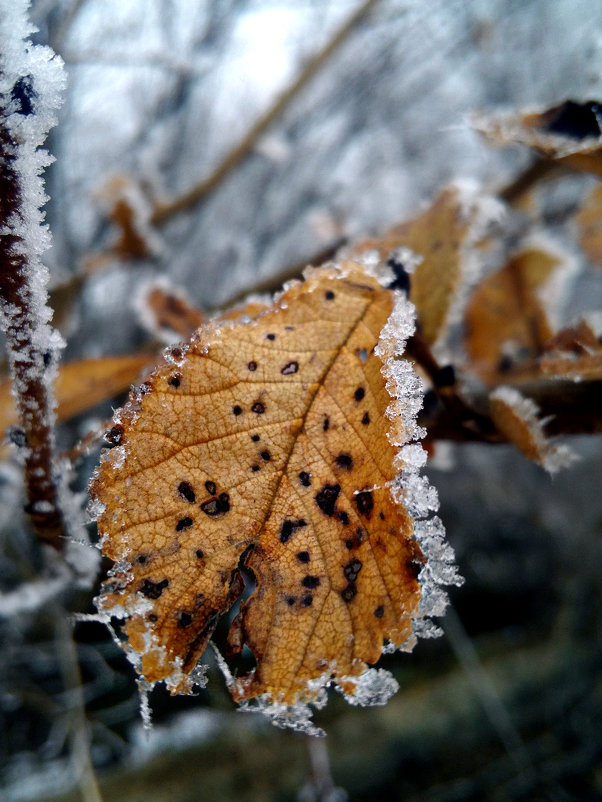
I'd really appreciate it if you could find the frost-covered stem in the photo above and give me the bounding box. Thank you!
[0,3,66,549]
[0,117,63,547]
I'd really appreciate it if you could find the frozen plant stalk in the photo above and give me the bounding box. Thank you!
[0,1,65,547]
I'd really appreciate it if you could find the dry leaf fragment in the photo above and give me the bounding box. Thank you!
[90,262,459,726]
[351,183,501,347]
[490,386,575,472]
[465,245,573,382]
[540,319,602,381]
[472,101,602,176]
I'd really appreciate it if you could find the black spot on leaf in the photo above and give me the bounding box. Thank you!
[139,578,169,599]
[338,511,349,526]
[266,333,276,341]
[336,453,353,470]
[323,415,330,432]
[286,596,296,606]
[148,613,158,622]
[251,434,260,442]
[279,519,307,544]
[300,595,313,607]
[176,516,193,531]
[201,493,230,517]
[252,464,260,472]
[168,374,181,388]
[374,605,384,619]
[344,558,363,582]
[195,549,204,559]
[252,402,265,414]
[248,361,257,371]
[355,490,374,519]
[205,481,216,495]
[354,386,365,401]
[298,471,311,487]
[178,481,196,502]
[302,576,320,589]
[315,483,340,516]
[281,361,298,375]
[233,405,243,416]
[361,411,370,425]
[341,584,357,603]
[177,611,193,628]
[325,290,335,300]
[260,450,271,461]
[297,551,310,563]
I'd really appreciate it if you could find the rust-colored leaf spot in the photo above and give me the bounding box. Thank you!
[90,262,459,727]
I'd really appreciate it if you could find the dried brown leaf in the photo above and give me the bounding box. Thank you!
[489,386,574,472]
[352,185,498,345]
[90,262,450,712]
[472,100,602,176]
[464,247,563,381]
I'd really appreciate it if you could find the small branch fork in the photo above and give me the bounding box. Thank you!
[0,94,64,549]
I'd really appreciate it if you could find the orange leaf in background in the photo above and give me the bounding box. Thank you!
[90,262,455,722]
[143,285,205,339]
[0,353,153,453]
[352,185,497,346]
[472,100,602,177]
[540,320,602,381]
[490,386,574,472]
[465,247,564,382]
[575,184,602,267]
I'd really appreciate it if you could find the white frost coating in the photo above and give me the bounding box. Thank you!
[0,0,65,336]
[0,0,66,519]
[375,284,463,653]
[238,696,326,738]
[337,669,399,707]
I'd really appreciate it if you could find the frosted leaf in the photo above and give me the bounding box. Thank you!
[91,261,461,732]
[490,386,577,473]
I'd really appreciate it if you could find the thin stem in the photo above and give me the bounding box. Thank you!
[150,0,380,225]
[55,610,103,802]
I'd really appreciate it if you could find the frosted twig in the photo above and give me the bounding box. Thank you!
[0,1,66,547]
[150,0,380,225]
